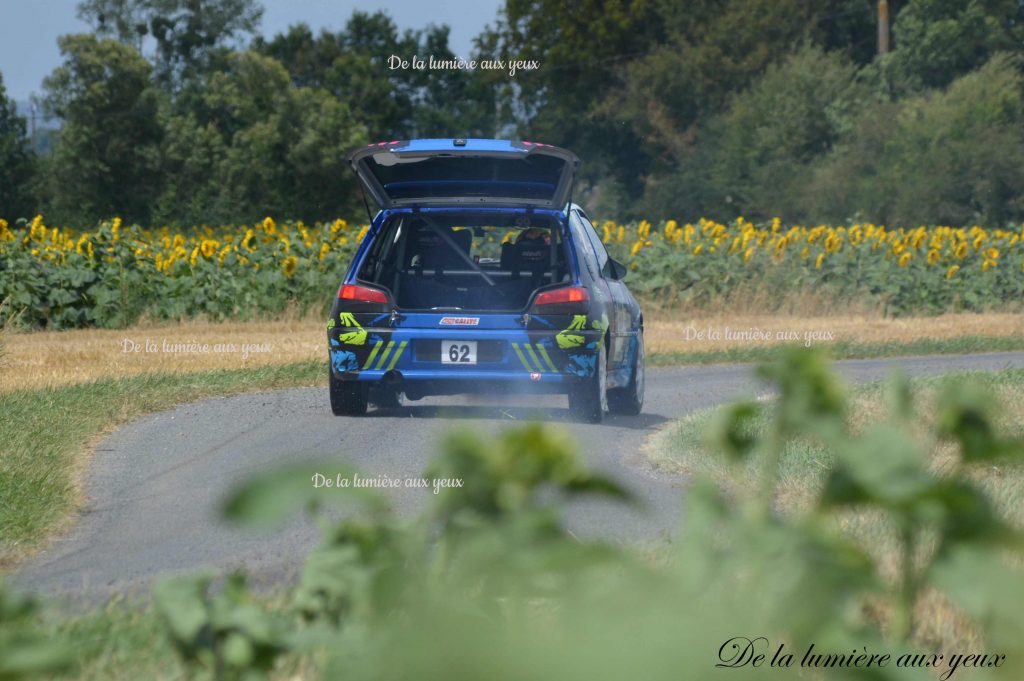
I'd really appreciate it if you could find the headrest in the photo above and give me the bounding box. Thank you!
[408,223,471,270]
[515,229,551,264]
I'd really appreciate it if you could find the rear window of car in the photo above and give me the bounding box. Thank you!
[355,213,572,311]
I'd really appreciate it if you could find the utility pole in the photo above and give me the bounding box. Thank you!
[30,102,37,154]
[877,0,891,55]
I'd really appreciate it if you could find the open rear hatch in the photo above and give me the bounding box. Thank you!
[349,139,580,210]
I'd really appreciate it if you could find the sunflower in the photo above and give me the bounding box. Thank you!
[946,265,960,280]
[926,249,940,265]
[898,252,912,268]
[282,255,298,277]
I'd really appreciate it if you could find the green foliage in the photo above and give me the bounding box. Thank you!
[665,46,868,220]
[17,1,1024,225]
[154,573,292,680]
[0,73,35,221]
[77,0,264,86]
[886,0,1024,91]
[41,35,163,226]
[5,350,1024,678]
[807,54,1024,225]
[0,583,73,679]
[255,12,496,140]
[201,354,1024,679]
[485,0,661,198]
[155,51,367,225]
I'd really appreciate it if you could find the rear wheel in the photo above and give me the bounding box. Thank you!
[329,373,368,416]
[608,330,644,415]
[568,343,607,423]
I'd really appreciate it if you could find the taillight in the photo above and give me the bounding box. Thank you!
[533,286,589,306]
[338,283,389,304]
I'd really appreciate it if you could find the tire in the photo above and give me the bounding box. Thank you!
[568,343,607,424]
[329,373,368,416]
[608,330,645,416]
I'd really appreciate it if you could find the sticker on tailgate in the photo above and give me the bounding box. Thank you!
[439,316,480,326]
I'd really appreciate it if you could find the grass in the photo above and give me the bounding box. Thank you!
[646,368,1024,651]
[648,334,1024,366]
[37,601,182,681]
[0,360,325,566]
[0,317,325,394]
[33,594,320,681]
[1,312,1021,393]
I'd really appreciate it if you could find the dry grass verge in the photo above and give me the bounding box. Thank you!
[1,312,1021,394]
[645,311,1024,355]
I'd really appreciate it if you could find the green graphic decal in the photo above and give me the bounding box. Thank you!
[375,341,395,369]
[523,344,544,372]
[556,315,588,349]
[337,312,367,345]
[536,344,559,372]
[511,343,534,371]
[326,318,335,330]
[385,341,408,370]
[362,340,384,369]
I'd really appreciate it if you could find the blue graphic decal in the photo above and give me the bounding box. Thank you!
[567,353,597,377]
[331,349,360,373]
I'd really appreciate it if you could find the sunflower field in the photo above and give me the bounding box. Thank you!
[1,215,1023,329]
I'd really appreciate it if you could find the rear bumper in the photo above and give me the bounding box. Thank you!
[327,325,603,386]
[355,368,572,384]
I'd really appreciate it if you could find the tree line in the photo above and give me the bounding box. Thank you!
[2,0,1024,227]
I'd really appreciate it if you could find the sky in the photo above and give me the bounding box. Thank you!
[0,0,503,102]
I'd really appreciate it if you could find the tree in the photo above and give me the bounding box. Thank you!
[692,46,869,221]
[41,35,163,224]
[488,0,878,216]
[0,72,36,220]
[155,51,367,224]
[488,0,661,190]
[256,11,497,140]
[807,54,1024,225]
[77,0,264,87]
[885,0,1024,90]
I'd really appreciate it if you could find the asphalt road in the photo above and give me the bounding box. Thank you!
[15,352,1024,599]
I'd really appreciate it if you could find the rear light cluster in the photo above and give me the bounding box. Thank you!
[532,286,588,306]
[338,283,390,304]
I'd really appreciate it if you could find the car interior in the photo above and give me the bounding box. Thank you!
[356,213,571,311]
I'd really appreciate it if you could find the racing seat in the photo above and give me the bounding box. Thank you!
[502,230,552,284]
[399,223,474,309]
[409,224,471,275]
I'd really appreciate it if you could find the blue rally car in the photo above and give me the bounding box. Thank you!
[327,138,644,422]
